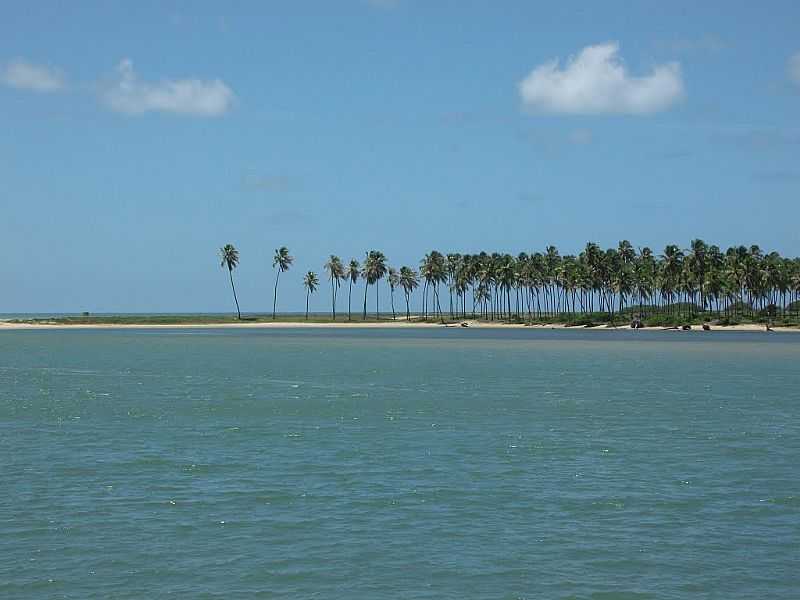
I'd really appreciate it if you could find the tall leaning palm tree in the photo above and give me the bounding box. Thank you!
[303,271,319,320]
[272,246,293,320]
[324,255,345,320]
[219,244,241,320]
[346,259,360,321]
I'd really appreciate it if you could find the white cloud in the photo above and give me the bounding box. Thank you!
[103,59,234,117]
[1,59,65,92]
[519,42,684,115]
[789,52,800,87]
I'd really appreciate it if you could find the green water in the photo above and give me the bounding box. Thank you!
[1,328,798,599]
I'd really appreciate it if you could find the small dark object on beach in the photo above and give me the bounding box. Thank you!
[460,322,469,327]
[682,324,692,331]
[702,323,711,331]
[630,318,643,329]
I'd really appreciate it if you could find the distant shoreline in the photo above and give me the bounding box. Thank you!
[1,319,797,333]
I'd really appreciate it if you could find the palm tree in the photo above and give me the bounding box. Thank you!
[216,239,799,327]
[362,253,371,319]
[303,271,319,319]
[362,250,388,319]
[219,244,241,320]
[272,246,293,320]
[324,255,345,320]
[445,253,461,318]
[635,247,657,316]
[399,266,419,320]
[661,245,684,316]
[420,251,446,321]
[388,267,400,320]
[688,239,708,313]
[345,259,360,321]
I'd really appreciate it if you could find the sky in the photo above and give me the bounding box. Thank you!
[2,1,799,313]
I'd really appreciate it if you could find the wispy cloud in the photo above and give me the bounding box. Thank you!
[102,59,234,117]
[1,59,65,92]
[789,52,800,87]
[519,42,684,115]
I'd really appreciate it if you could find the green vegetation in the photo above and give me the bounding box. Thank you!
[13,239,800,328]
[281,239,797,327]
[382,240,797,326]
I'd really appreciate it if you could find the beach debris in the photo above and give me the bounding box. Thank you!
[461,322,470,327]
[702,323,711,331]
[630,317,643,329]
[682,324,692,331]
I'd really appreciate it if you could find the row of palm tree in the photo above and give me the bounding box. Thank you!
[220,240,800,323]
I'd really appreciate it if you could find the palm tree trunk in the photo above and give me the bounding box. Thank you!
[405,291,410,320]
[334,283,339,320]
[228,268,241,320]
[363,282,369,320]
[375,282,379,320]
[348,280,353,321]
[449,287,454,319]
[272,270,280,320]
[434,285,444,323]
[471,284,476,318]
[306,290,310,319]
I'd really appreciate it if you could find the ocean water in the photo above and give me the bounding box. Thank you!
[1,328,798,599]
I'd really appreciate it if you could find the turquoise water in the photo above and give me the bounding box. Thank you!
[1,328,798,599]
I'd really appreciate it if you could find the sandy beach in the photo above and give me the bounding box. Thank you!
[1,319,797,332]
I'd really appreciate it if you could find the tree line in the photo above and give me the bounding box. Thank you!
[219,240,800,323]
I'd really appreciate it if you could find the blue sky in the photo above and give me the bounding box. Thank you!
[2,1,799,313]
